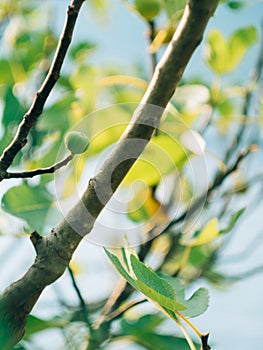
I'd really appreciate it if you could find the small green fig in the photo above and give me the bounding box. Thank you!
[65,131,89,154]
[134,0,162,20]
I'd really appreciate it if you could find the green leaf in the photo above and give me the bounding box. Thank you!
[106,249,186,312]
[160,276,209,317]
[131,254,176,300]
[130,254,186,311]
[181,288,209,318]
[205,27,257,74]
[2,184,53,232]
[220,208,245,234]
[104,249,136,287]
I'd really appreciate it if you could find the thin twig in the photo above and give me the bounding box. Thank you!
[67,266,92,330]
[5,154,73,179]
[0,0,86,181]
[176,319,197,350]
[106,299,146,322]
[166,144,257,230]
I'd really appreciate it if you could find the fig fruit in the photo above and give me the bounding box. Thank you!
[65,131,89,154]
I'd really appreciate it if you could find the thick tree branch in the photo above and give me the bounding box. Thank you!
[0,0,85,181]
[0,1,218,348]
[147,20,158,75]
[4,154,73,179]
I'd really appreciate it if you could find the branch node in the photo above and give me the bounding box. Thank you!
[30,231,43,254]
[201,333,211,350]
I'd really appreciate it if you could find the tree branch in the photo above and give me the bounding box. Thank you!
[67,266,92,329]
[147,20,158,76]
[166,144,257,230]
[4,154,73,179]
[0,0,85,181]
[0,1,219,348]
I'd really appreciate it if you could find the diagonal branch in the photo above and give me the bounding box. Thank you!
[166,144,257,230]
[0,0,85,181]
[0,1,219,348]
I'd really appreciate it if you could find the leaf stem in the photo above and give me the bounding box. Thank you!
[176,311,202,338]
[176,319,197,350]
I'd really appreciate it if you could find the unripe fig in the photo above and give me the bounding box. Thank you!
[135,0,161,20]
[65,131,89,154]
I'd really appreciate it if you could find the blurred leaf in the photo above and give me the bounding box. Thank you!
[120,314,199,349]
[89,0,107,10]
[70,65,98,114]
[130,333,199,350]
[123,134,187,186]
[205,27,257,74]
[128,186,164,223]
[24,314,69,339]
[12,345,26,350]
[0,87,27,159]
[227,1,244,10]
[38,95,75,132]
[134,0,162,21]
[150,24,175,53]
[99,75,147,90]
[83,106,131,156]
[0,59,14,84]
[121,314,164,334]
[69,41,96,62]
[181,218,219,247]
[2,184,53,232]
[162,0,186,19]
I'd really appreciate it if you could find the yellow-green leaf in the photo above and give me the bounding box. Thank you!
[183,218,219,247]
[123,134,187,186]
